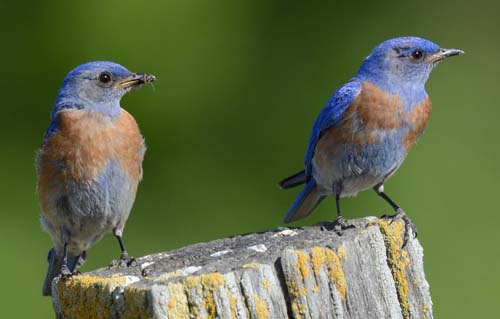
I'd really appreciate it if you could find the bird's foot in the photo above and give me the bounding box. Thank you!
[141,267,153,277]
[381,208,417,248]
[109,253,137,268]
[318,217,355,235]
[60,264,73,281]
[333,217,356,235]
[121,254,137,267]
[108,259,119,268]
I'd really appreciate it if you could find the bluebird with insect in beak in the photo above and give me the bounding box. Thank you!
[279,37,463,243]
[36,61,155,296]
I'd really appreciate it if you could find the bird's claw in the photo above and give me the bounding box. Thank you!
[123,256,137,267]
[141,268,153,277]
[334,217,356,235]
[109,253,137,268]
[382,208,417,248]
[60,265,73,281]
[317,217,355,235]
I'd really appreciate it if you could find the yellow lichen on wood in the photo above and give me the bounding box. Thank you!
[183,272,226,319]
[242,263,261,269]
[287,250,312,318]
[423,303,429,319]
[287,278,299,299]
[226,288,238,319]
[287,247,347,318]
[291,303,300,319]
[153,270,182,282]
[299,286,307,297]
[286,278,305,319]
[58,274,151,319]
[254,295,270,319]
[262,278,270,291]
[336,245,347,260]
[378,219,411,319]
[310,247,326,277]
[295,250,310,280]
[298,303,306,315]
[312,284,319,293]
[123,286,151,319]
[167,298,176,308]
[166,282,190,319]
[309,247,347,300]
[56,275,129,319]
[324,249,347,300]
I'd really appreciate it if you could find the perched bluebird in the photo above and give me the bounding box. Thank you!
[36,61,155,296]
[279,37,463,239]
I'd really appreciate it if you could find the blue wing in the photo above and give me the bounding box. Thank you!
[304,80,362,178]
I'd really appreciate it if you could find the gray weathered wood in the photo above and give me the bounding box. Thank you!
[52,217,433,319]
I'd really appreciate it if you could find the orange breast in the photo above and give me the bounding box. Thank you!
[403,97,432,151]
[314,82,405,161]
[36,109,145,213]
[354,82,405,131]
[313,82,431,170]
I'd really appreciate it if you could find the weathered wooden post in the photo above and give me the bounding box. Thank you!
[51,217,432,319]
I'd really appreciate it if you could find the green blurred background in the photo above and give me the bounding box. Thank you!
[0,0,497,317]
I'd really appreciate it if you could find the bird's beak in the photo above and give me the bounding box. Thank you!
[114,73,156,89]
[429,48,464,63]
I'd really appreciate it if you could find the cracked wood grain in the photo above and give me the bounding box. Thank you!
[52,217,432,319]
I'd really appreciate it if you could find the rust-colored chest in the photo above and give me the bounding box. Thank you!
[37,109,145,184]
[314,82,432,161]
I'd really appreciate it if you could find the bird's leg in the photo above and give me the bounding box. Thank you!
[373,183,402,214]
[373,183,417,247]
[116,235,129,260]
[109,230,136,267]
[76,251,87,268]
[335,191,344,222]
[60,242,72,279]
[333,190,355,233]
[320,187,355,233]
[71,251,86,275]
[117,235,137,267]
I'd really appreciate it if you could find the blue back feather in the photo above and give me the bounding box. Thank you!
[304,81,361,178]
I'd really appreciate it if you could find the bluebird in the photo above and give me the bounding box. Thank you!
[36,61,155,296]
[279,37,463,239]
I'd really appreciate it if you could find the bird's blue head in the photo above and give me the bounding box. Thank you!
[355,37,463,95]
[52,61,156,119]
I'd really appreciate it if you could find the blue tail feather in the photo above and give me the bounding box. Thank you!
[42,248,80,296]
[283,180,325,223]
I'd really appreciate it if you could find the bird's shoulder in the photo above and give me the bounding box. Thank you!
[303,80,362,176]
[316,80,363,130]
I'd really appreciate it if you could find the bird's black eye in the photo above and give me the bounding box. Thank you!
[98,72,112,84]
[411,50,424,60]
